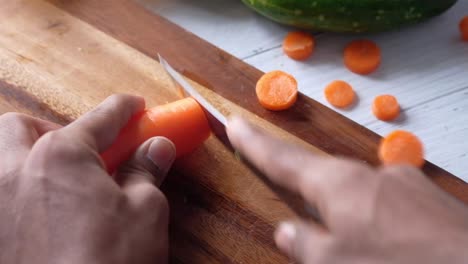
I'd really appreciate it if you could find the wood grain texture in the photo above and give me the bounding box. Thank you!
[0,0,467,263]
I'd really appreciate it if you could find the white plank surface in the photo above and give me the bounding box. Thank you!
[139,0,290,58]
[140,0,468,182]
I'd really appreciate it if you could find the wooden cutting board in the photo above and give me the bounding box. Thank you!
[0,0,466,263]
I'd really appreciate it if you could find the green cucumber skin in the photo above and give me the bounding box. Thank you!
[242,0,458,33]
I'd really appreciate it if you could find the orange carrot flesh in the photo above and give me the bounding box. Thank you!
[344,39,381,75]
[460,16,468,41]
[324,80,356,108]
[378,130,425,168]
[372,95,400,121]
[282,32,315,60]
[101,98,211,174]
[256,70,298,111]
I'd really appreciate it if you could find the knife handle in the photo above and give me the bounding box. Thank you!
[101,98,211,174]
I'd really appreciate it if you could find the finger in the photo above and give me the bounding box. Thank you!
[226,116,312,193]
[275,220,327,262]
[0,113,62,166]
[63,94,145,152]
[0,112,61,147]
[118,137,175,217]
[118,137,176,188]
[227,116,374,220]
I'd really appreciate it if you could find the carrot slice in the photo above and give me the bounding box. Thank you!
[372,95,400,121]
[460,16,468,41]
[324,80,356,108]
[283,32,315,60]
[378,130,425,168]
[256,70,298,111]
[101,97,211,174]
[344,39,381,75]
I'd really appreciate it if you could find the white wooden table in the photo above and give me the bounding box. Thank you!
[140,0,468,182]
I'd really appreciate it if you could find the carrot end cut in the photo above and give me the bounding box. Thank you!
[324,80,356,108]
[372,94,400,121]
[256,70,298,111]
[378,130,425,168]
[344,39,381,75]
[282,32,315,60]
[460,16,468,41]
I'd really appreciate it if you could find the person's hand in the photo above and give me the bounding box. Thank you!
[0,94,175,264]
[227,117,468,264]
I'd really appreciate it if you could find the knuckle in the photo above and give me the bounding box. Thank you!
[37,131,68,151]
[91,104,117,121]
[143,188,169,213]
[327,159,373,188]
[33,131,89,162]
[90,97,131,125]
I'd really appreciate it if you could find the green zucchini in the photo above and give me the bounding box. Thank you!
[242,0,458,33]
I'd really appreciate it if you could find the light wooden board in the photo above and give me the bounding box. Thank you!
[141,0,468,182]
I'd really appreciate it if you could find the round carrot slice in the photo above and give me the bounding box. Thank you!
[460,16,468,41]
[256,70,298,111]
[378,130,425,168]
[324,80,356,108]
[372,95,400,121]
[283,32,315,60]
[344,39,381,75]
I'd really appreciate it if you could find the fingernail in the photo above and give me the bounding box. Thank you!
[278,222,296,241]
[146,137,176,175]
[276,222,296,253]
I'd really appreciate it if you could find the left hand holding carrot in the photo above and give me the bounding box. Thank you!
[0,94,173,264]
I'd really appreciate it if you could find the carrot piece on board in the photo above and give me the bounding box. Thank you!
[378,130,425,168]
[324,80,356,108]
[256,70,298,111]
[344,39,381,75]
[283,32,315,60]
[101,97,211,174]
[460,16,468,41]
[372,94,400,121]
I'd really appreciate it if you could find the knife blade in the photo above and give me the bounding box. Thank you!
[158,54,320,221]
[158,55,233,149]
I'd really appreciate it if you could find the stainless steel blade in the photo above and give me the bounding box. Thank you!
[158,54,227,127]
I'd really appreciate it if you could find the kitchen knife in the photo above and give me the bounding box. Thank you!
[158,54,320,221]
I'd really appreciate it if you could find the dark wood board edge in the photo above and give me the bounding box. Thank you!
[46,0,467,203]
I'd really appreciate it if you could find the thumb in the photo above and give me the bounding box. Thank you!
[116,137,176,187]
